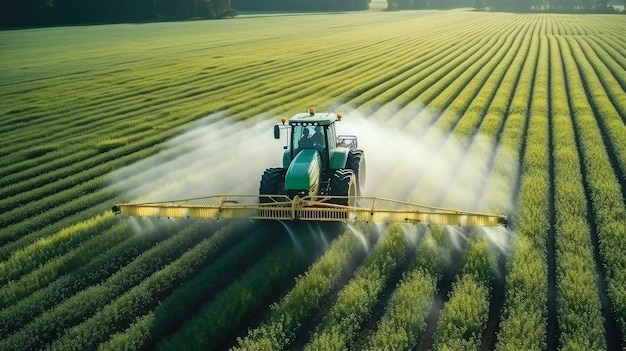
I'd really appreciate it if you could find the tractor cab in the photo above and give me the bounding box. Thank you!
[287,109,338,168]
[273,107,347,169]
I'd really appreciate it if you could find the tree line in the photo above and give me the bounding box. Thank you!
[231,0,372,11]
[1,0,237,28]
[1,0,621,29]
[0,0,371,28]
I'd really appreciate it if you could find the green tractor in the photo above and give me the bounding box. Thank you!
[260,108,366,206]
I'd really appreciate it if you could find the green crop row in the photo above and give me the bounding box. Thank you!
[356,41,457,116]
[364,41,459,125]
[0,220,210,350]
[379,14,521,131]
[46,223,240,351]
[550,34,607,350]
[156,227,335,351]
[215,22,470,118]
[354,31,498,200]
[445,22,529,140]
[431,234,498,351]
[558,34,626,337]
[0,220,139,337]
[566,36,626,179]
[0,111,184,218]
[342,14,509,114]
[579,36,626,92]
[0,186,117,259]
[0,217,128,310]
[434,277,489,351]
[98,223,287,351]
[496,25,550,351]
[415,15,523,114]
[0,39,330,180]
[0,212,115,287]
[419,35,505,131]
[0,35,342,147]
[471,17,538,214]
[0,123,185,254]
[232,223,375,351]
[357,23,489,115]
[393,21,529,204]
[432,21,534,209]
[400,29,516,195]
[364,225,451,351]
[464,20,536,213]
[303,224,407,351]
[0,148,97,193]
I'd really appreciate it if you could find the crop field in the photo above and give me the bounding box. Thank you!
[1,9,625,351]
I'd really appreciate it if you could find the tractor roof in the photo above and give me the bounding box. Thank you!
[288,112,338,126]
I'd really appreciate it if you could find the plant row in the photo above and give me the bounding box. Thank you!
[0,216,128,310]
[373,15,531,134]
[363,225,451,350]
[549,34,607,350]
[433,20,535,209]
[496,29,551,351]
[557,34,626,338]
[431,233,498,351]
[98,222,289,351]
[302,224,408,351]
[353,31,502,200]
[0,212,115,287]
[232,223,376,351]
[156,224,338,351]
[388,23,526,204]
[0,219,214,350]
[566,36,626,181]
[45,222,242,351]
[0,219,147,337]
[0,112,200,253]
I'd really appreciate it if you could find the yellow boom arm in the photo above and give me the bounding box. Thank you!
[112,195,507,227]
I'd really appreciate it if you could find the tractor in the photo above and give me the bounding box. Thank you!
[260,108,364,206]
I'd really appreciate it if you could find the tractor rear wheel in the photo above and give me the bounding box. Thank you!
[259,168,286,203]
[330,169,356,206]
[347,150,366,195]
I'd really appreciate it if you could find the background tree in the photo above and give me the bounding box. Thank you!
[210,0,238,17]
[231,0,370,11]
[1,0,236,27]
[1,0,53,27]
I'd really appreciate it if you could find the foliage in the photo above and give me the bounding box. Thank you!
[232,0,371,11]
[0,0,236,27]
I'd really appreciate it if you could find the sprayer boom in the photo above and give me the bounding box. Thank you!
[112,195,507,227]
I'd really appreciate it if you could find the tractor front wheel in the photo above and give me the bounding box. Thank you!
[347,150,366,195]
[259,168,286,203]
[329,169,356,206]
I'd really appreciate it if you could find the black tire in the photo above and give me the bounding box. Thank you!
[329,169,356,206]
[259,168,286,203]
[347,150,366,195]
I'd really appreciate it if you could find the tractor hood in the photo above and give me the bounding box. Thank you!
[285,149,321,196]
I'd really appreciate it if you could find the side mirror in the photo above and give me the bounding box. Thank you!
[274,125,280,139]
